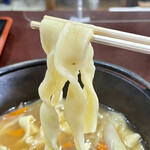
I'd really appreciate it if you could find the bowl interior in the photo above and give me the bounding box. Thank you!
[0,60,150,149]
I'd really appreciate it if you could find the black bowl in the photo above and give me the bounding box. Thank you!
[0,59,150,149]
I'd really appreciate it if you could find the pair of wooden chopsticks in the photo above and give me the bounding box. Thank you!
[30,15,150,55]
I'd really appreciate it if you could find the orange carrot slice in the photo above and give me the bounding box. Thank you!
[63,141,72,148]
[7,128,24,137]
[97,142,107,150]
[5,107,29,118]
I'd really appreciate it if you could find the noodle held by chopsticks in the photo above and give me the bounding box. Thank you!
[39,18,98,150]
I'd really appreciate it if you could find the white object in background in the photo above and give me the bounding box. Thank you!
[109,7,150,12]
[88,0,99,10]
[8,0,46,11]
[70,16,90,22]
[11,0,27,11]
[70,0,90,22]
[0,4,11,10]
[24,0,46,11]
[77,0,83,20]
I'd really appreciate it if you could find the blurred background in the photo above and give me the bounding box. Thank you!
[0,0,150,11]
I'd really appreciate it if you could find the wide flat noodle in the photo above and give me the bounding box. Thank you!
[39,18,99,150]
[54,22,97,149]
[40,103,59,150]
[39,19,66,106]
[18,115,39,141]
[81,44,99,133]
[104,123,127,150]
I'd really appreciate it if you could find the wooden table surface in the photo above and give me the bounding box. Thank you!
[0,11,150,83]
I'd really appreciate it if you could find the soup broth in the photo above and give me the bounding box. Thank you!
[0,100,144,150]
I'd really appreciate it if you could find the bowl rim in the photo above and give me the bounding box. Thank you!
[0,58,150,91]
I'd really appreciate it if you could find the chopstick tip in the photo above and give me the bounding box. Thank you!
[30,21,40,30]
